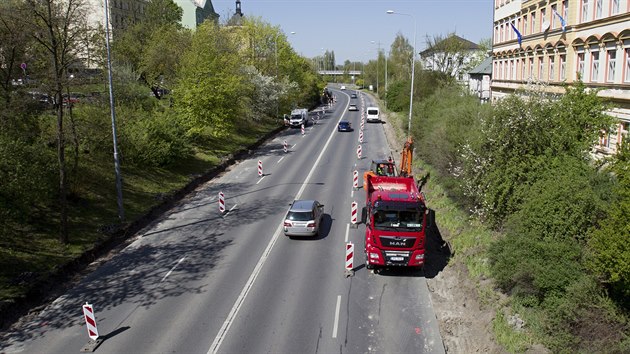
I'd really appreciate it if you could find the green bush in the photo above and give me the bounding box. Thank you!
[589,140,630,303]
[120,108,191,167]
[0,133,56,223]
[490,156,610,300]
[385,79,409,112]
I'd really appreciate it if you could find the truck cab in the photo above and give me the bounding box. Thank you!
[362,175,427,269]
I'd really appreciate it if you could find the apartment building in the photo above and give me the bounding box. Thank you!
[86,0,148,35]
[491,0,630,155]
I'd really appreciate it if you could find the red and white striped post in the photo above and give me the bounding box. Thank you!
[356,144,362,160]
[219,191,225,214]
[358,130,364,143]
[345,242,355,276]
[351,201,358,225]
[283,140,288,153]
[258,160,263,177]
[82,303,99,341]
[352,170,359,190]
[301,124,305,135]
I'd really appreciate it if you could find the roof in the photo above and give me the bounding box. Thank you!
[291,200,316,211]
[468,57,493,75]
[420,35,480,56]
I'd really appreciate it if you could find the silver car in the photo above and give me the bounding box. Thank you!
[283,200,324,237]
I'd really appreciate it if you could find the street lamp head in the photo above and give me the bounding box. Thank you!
[386,10,394,14]
[291,31,296,35]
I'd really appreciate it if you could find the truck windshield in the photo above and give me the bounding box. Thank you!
[373,209,423,231]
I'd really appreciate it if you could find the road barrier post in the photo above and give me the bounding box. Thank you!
[356,145,362,160]
[283,140,288,153]
[350,201,358,228]
[219,191,225,214]
[258,160,263,177]
[80,303,103,352]
[345,242,355,277]
[353,170,359,190]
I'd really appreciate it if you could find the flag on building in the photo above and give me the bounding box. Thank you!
[510,23,523,46]
[553,9,567,32]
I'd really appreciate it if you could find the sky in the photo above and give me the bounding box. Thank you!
[212,0,493,64]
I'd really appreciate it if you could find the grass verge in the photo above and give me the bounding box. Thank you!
[0,116,282,326]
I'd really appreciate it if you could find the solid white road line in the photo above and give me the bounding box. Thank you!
[161,257,185,282]
[256,175,266,185]
[208,108,346,354]
[332,295,342,339]
[277,156,285,164]
[345,223,349,243]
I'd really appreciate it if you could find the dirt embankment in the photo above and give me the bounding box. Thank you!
[378,103,505,354]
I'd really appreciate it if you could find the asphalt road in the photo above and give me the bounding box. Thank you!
[1,88,445,354]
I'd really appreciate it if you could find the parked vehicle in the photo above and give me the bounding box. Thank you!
[348,104,358,111]
[361,136,428,270]
[283,200,324,237]
[366,106,380,123]
[289,108,309,128]
[362,174,427,270]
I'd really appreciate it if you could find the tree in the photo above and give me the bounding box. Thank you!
[174,21,246,139]
[114,0,184,99]
[589,139,630,301]
[388,32,414,82]
[22,0,93,243]
[422,33,483,80]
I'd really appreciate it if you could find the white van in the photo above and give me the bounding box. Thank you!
[289,108,309,127]
[366,107,380,123]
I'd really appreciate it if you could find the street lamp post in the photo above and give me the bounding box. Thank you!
[275,31,295,118]
[371,41,381,95]
[387,10,416,137]
[385,50,388,93]
[103,0,125,221]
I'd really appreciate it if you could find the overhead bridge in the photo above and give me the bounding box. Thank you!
[318,70,362,76]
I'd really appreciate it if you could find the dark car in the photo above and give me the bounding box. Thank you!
[351,93,357,99]
[338,120,353,132]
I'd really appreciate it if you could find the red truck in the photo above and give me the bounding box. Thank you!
[361,174,428,270]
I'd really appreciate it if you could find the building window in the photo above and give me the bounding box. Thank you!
[592,51,600,82]
[625,48,630,82]
[611,0,620,14]
[500,24,504,42]
[529,57,534,78]
[521,58,526,79]
[512,59,516,80]
[538,56,544,80]
[540,8,547,32]
[551,4,557,29]
[495,26,499,43]
[582,0,589,22]
[595,0,603,18]
[531,12,536,34]
[560,54,567,80]
[563,0,569,20]
[607,49,616,82]
[577,52,585,79]
[549,56,555,81]
[523,15,528,35]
